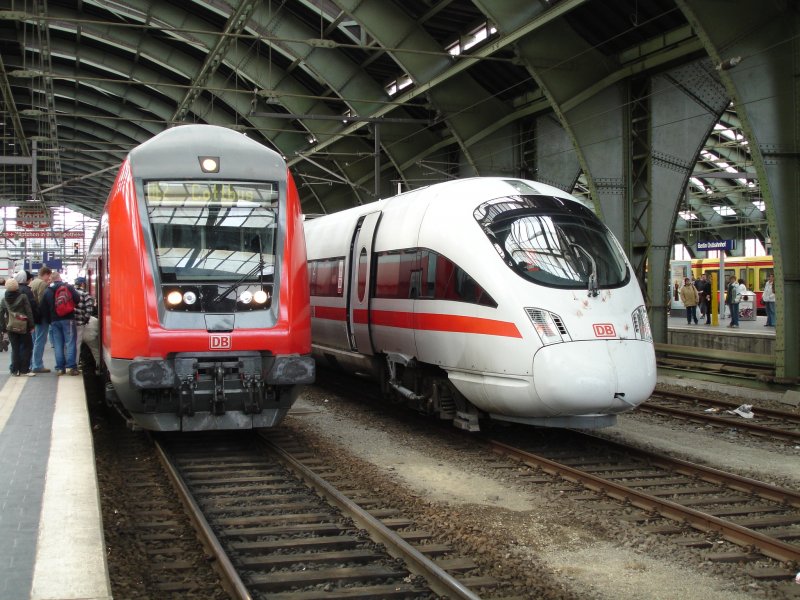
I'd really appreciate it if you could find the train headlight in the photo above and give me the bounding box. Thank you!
[166,291,183,306]
[198,156,219,173]
[631,305,652,342]
[183,291,197,305]
[253,290,268,304]
[239,290,253,304]
[525,308,567,346]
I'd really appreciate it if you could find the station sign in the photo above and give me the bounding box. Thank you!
[696,239,735,251]
[15,207,51,229]
[0,230,84,239]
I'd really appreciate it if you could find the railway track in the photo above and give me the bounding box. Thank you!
[486,430,800,581]
[640,388,800,444]
[92,422,230,599]
[156,430,505,599]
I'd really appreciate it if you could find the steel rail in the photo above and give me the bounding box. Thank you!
[489,439,800,564]
[577,432,800,507]
[154,439,253,600]
[260,435,483,600]
[652,389,800,424]
[639,402,800,443]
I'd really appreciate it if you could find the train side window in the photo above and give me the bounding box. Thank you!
[374,248,496,308]
[758,269,772,291]
[375,251,401,298]
[375,250,418,299]
[309,258,345,297]
[433,252,496,308]
[357,248,368,303]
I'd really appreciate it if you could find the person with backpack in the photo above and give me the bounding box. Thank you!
[8,270,37,372]
[40,272,80,376]
[0,278,35,376]
[29,266,53,373]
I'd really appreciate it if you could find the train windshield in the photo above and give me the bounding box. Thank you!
[144,180,278,283]
[474,194,629,289]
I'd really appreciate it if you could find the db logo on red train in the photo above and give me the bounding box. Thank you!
[209,334,232,350]
[592,323,616,338]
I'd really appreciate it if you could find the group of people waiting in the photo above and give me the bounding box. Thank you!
[679,271,777,328]
[0,266,96,377]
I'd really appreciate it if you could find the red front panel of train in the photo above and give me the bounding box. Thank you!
[104,163,310,359]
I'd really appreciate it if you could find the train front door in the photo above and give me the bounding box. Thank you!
[347,211,381,353]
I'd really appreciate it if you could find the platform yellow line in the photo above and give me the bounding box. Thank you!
[0,375,25,434]
[30,377,112,600]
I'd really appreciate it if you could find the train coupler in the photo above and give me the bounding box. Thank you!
[210,364,226,416]
[178,376,196,417]
[243,375,264,414]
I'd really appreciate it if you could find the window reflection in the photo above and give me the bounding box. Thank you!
[145,181,278,283]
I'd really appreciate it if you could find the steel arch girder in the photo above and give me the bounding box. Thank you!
[677,0,800,378]
[329,0,502,179]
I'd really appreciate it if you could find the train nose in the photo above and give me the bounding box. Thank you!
[532,340,656,415]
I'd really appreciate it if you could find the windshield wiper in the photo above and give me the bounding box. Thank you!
[572,243,599,297]
[212,249,266,303]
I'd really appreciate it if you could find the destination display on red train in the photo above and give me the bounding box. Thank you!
[144,181,279,206]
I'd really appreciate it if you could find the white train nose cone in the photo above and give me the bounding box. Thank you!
[533,340,656,415]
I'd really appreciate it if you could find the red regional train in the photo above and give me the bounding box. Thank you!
[83,124,314,431]
[304,177,656,431]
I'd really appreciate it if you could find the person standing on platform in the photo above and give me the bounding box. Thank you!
[14,269,39,377]
[0,278,34,376]
[763,273,776,327]
[727,276,742,328]
[724,275,735,322]
[73,276,95,370]
[680,277,699,325]
[29,266,53,373]
[41,272,81,375]
[695,274,711,323]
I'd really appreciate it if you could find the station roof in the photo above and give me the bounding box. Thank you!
[0,0,762,250]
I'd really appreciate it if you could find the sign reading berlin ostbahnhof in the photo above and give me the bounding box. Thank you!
[696,239,735,251]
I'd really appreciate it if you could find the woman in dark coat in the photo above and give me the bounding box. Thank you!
[0,278,35,375]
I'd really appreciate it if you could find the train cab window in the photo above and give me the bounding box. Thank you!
[144,180,278,284]
[474,195,629,290]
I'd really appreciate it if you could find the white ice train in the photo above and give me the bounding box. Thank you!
[304,177,656,430]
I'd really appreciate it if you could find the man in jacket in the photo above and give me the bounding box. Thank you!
[29,266,53,373]
[40,272,80,375]
[694,274,711,324]
[73,276,96,371]
[762,273,776,327]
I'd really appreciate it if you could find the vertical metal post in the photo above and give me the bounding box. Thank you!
[374,121,380,198]
[26,140,37,269]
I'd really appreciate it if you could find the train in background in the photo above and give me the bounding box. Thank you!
[304,177,656,431]
[83,124,314,431]
[671,256,774,313]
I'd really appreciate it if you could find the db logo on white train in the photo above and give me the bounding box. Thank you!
[593,323,616,338]
[209,334,232,350]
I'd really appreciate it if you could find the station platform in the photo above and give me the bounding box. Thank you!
[0,346,111,600]
[666,310,775,356]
